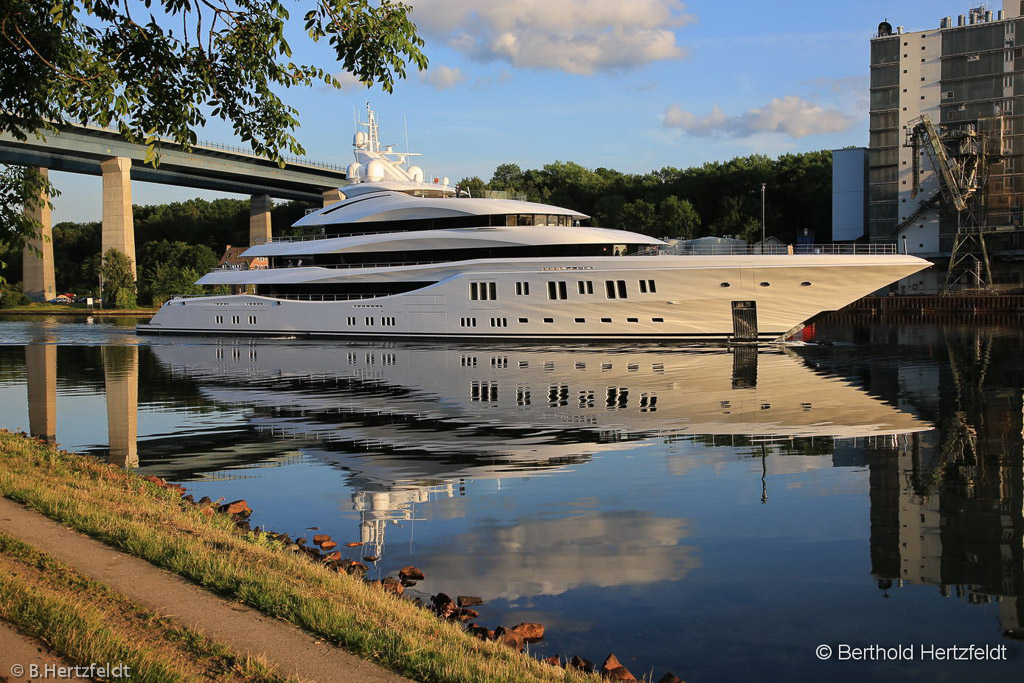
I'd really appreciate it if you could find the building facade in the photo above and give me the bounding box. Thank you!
[868,2,1023,264]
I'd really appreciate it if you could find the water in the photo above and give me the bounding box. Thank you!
[0,314,1021,681]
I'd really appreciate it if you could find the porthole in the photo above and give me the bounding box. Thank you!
[801,281,812,287]
[759,282,770,287]
[720,282,731,288]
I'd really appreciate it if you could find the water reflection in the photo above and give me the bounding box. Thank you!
[144,342,929,559]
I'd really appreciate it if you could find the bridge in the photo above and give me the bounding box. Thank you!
[0,122,350,301]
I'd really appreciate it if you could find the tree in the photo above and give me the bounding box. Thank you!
[658,196,700,239]
[455,177,486,197]
[0,0,428,251]
[98,248,135,309]
[489,164,525,193]
[619,199,657,235]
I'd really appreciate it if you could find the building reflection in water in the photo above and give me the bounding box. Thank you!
[811,322,1024,641]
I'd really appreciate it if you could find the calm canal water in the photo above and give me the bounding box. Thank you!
[0,314,1021,682]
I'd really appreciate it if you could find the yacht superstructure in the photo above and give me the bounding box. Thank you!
[139,107,930,341]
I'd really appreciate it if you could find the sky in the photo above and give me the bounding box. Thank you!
[47,0,976,223]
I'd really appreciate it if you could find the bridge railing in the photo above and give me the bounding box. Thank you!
[660,243,899,256]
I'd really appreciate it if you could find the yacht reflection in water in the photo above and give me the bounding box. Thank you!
[148,342,929,559]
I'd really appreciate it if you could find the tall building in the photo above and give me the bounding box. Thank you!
[867,2,1023,276]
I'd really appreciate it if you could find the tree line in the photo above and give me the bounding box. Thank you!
[0,149,833,307]
[458,150,833,243]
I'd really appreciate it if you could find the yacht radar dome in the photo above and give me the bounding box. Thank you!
[346,162,363,179]
[365,159,385,182]
[408,165,424,182]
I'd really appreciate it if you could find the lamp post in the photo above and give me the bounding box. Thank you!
[760,182,766,252]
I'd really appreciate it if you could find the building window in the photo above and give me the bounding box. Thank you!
[515,281,530,296]
[577,280,594,294]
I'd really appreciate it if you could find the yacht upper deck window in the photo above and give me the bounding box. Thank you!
[503,214,571,227]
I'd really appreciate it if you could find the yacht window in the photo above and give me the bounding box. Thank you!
[515,281,530,296]
[470,282,479,300]
[231,315,239,324]
[365,317,374,325]
[574,318,585,323]
[638,279,656,293]
[215,315,223,324]
[627,317,639,323]
[605,280,628,299]
[543,317,554,323]
[489,282,497,299]
[347,316,356,325]
[577,280,594,295]
[601,317,612,323]
[652,317,664,323]
[547,281,568,300]
[470,281,498,300]
[517,215,534,226]
[518,317,528,323]
[506,215,516,226]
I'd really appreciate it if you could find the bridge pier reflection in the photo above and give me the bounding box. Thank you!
[103,345,139,469]
[24,342,56,444]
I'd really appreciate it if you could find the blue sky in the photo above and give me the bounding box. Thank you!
[49,0,965,223]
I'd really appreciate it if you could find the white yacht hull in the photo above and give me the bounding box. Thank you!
[138,254,929,341]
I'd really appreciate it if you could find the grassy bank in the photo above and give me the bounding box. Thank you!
[0,303,156,316]
[0,431,595,683]
[0,533,289,682]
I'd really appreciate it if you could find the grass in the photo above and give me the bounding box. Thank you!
[0,430,598,683]
[0,303,156,315]
[0,533,289,682]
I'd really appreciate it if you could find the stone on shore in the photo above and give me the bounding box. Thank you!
[657,674,685,683]
[381,577,404,595]
[218,500,252,518]
[399,566,425,581]
[600,654,636,681]
[313,534,331,545]
[511,622,544,640]
[320,540,338,551]
[569,656,595,673]
[457,595,483,607]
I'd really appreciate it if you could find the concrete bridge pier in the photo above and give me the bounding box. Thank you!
[101,157,136,276]
[249,194,273,246]
[323,188,343,207]
[21,167,55,302]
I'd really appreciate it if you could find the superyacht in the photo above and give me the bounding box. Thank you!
[139,108,929,341]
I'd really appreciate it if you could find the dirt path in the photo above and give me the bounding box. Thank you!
[0,621,77,683]
[0,497,416,683]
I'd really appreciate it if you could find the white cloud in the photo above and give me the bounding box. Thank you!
[408,0,694,74]
[330,71,372,91]
[662,96,854,139]
[421,65,467,90]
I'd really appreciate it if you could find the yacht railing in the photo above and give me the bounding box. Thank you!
[661,243,898,256]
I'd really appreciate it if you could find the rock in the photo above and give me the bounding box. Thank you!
[543,656,562,667]
[182,494,195,504]
[399,566,425,581]
[345,542,363,547]
[198,506,214,517]
[197,496,213,506]
[657,674,685,683]
[458,608,479,620]
[286,543,300,552]
[295,537,307,546]
[511,622,544,640]
[457,595,483,607]
[142,475,166,486]
[600,654,636,681]
[325,551,341,561]
[496,631,524,652]
[313,534,331,545]
[381,577,404,595]
[363,555,379,562]
[218,500,252,518]
[470,625,490,639]
[430,593,455,618]
[320,541,338,551]
[400,579,417,587]
[569,656,595,673]
[236,520,251,532]
[306,526,319,530]
[343,561,368,579]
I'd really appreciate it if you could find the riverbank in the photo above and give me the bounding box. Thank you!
[0,430,597,683]
[0,304,156,316]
